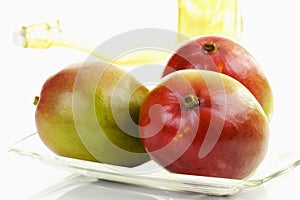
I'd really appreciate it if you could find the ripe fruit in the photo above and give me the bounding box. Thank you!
[162,35,274,120]
[139,70,269,179]
[35,62,150,167]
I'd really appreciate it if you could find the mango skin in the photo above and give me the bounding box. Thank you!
[35,62,150,167]
[163,35,274,120]
[139,70,269,179]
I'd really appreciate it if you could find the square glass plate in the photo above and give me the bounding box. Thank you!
[9,126,300,196]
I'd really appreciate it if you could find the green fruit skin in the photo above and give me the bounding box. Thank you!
[35,62,150,167]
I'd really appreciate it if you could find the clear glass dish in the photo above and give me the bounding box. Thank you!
[9,127,300,196]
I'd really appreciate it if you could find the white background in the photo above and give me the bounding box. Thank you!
[1,0,300,199]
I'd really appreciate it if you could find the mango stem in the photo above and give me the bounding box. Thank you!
[203,41,218,53]
[182,94,200,109]
[33,96,40,105]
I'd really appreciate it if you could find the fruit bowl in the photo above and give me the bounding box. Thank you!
[9,119,300,196]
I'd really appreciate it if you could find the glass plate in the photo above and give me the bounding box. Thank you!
[9,127,300,196]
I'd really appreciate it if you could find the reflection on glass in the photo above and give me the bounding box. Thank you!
[178,0,243,41]
[14,0,242,67]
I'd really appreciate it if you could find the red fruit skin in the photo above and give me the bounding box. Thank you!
[162,35,273,120]
[139,70,269,179]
